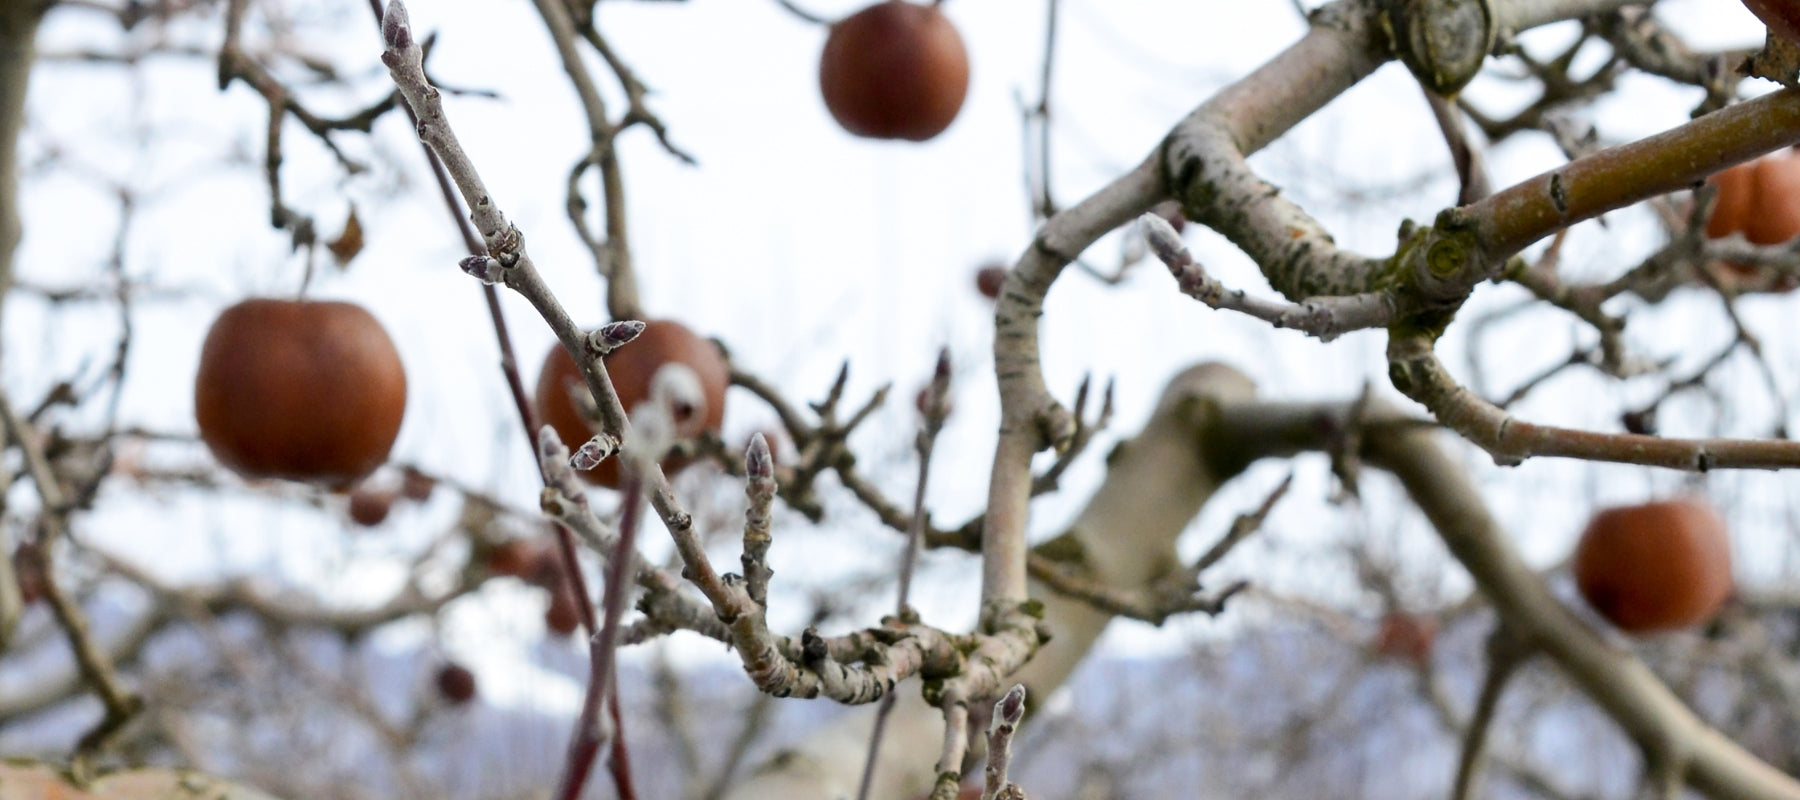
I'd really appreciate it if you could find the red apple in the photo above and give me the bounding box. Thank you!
[1703,149,1800,289]
[484,538,540,579]
[819,1,969,141]
[194,299,406,487]
[1373,612,1437,666]
[974,264,1006,299]
[545,591,582,637]
[1574,499,1733,634]
[435,663,477,704]
[347,486,397,527]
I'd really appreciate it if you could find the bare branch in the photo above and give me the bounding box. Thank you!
[1388,332,1800,470]
[1141,213,1397,340]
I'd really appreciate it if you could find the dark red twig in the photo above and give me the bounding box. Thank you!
[553,476,645,800]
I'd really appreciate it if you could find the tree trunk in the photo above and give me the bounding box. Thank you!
[0,1,44,341]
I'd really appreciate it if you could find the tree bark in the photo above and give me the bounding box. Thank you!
[0,0,44,657]
[0,1,43,341]
[0,0,42,340]
[730,362,1800,800]
[723,364,1258,800]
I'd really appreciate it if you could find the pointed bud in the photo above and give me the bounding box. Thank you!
[537,425,588,503]
[995,683,1026,728]
[745,433,773,480]
[381,0,413,51]
[459,255,504,285]
[571,434,618,471]
[588,320,646,356]
[537,425,568,464]
[915,348,953,424]
[1139,212,1186,266]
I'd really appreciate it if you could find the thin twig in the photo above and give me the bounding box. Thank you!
[543,430,637,800]
[1023,470,1290,625]
[1422,84,1492,205]
[0,392,141,761]
[1451,624,1534,800]
[742,435,776,608]
[773,0,830,25]
[699,691,776,800]
[556,367,695,800]
[1388,331,1800,469]
[983,685,1028,800]
[604,656,640,800]
[1141,213,1398,341]
[529,0,645,319]
[369,2,635,796]
[928,692,971,800]
[1024,0,1060,219]
[857,349,951,800]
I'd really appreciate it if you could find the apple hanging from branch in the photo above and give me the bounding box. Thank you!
[1573,499,1734,634]
[194,299,408,488]
[818,1,969,142]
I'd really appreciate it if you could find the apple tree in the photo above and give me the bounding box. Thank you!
[3,1,1800,799]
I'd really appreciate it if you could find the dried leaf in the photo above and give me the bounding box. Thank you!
[327,206,364,267]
